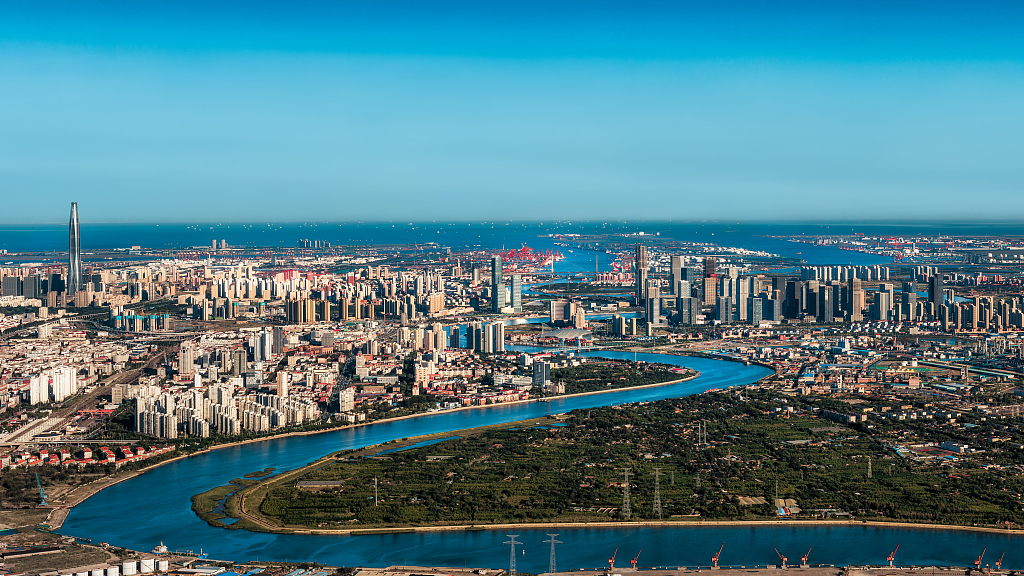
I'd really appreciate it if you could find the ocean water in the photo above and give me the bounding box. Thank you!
[5,220,1020,267]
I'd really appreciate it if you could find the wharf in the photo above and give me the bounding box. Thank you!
[357,567,996,576]
[542,568,989,576]
[355,567,503,576]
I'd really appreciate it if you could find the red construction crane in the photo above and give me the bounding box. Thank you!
[630,550,642,570]
[995,551,1005,570]
[975,548,987,570]
[887,544,900,567]
[608,548,618,571]
[712,543,725,569]
[775,548,788,569]
[801,548,812,567]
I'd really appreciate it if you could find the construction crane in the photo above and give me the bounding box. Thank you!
[712,543,725,569]
[608,548,618,571]
[887,544,900,567]
[630,550,642,570]
[800,548,812,567]
[775,548,788,569]
[974,548,987,571]
[35,472,46,506]
[995,552,1005,571]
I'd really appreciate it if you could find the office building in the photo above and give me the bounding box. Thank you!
[634,245,649,305]
[491,255,504,312]
[715,296,732,323]
[749,296,764,325]
[929,273,944,308]
[702,276,718,306]
[670,255,685,296]
[645,282,662,326]
[704,257,717,278]
[676,297,699,325]
[511,274,522,312]
[847,277,864,322]
[532,360,551,386]
[68,202,83,295]
[817,285,834,323]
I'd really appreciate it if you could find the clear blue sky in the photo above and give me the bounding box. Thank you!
[2,1,1023,223]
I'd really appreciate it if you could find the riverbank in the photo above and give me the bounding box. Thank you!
[49,369,701,530]
[273,518,1024,537]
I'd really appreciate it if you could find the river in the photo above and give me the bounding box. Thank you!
[59,352,1024,570]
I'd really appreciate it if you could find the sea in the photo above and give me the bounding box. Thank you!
[6,220,1024,269]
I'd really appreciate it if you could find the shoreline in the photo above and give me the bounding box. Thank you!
[282,518,1024,537]
[52,369,703,529]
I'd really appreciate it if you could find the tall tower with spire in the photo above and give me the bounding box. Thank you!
[634,244,649,306]
[68,202,82,295]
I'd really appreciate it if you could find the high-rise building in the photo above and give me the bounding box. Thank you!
[511,274,522,312]
[715,296,732,323]
[645,285,661,327]
[491,255,504,312]
[929,273,944,308]
[68,202,83,295]
[634,245,649,306]
[277,371,289,397]
[532,360,551,386]
[670,255,684,296]
[676,297,699,325]
[817,285,834,323]
[702,276,718,306]
[703,257,717,278]
[847,277,864,322]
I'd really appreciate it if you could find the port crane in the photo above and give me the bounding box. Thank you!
[608,548,618,571]
[974,548,987,571]
[712,543,725,569]
[775,548,788,569]
[887,544,900,567]
[35,472,46,506]
[995,552,1005,571]
[630,550,642,570]
[800,548,812,568]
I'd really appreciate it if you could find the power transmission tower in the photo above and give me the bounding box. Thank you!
[546,534,562,574]
[618,468,632,520]
[671,470,675,486]
[867,458,872,479]
[652,468,663,519]
[505,535,521,576]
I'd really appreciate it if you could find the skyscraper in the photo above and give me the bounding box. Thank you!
[703,257,717,278]
[491,255,505,312]
[511,274,522,312]
[670,255,684,296]
[928,273,944,307]
[634,245,649,306]
[68,202,82,295]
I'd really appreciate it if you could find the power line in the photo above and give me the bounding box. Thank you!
[505,535,521,576]
[652,468,663,520]
[546,533,562,574]
[618,468,632,520]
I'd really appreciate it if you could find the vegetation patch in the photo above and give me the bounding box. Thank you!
[248,390,1024,531]
[244,467,277,479]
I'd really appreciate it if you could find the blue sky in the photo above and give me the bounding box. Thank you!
[2,1,1023,223]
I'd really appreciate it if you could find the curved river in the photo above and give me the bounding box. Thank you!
[62,351,1024,570]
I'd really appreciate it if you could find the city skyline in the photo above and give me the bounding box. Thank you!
[2,2,1023,223]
